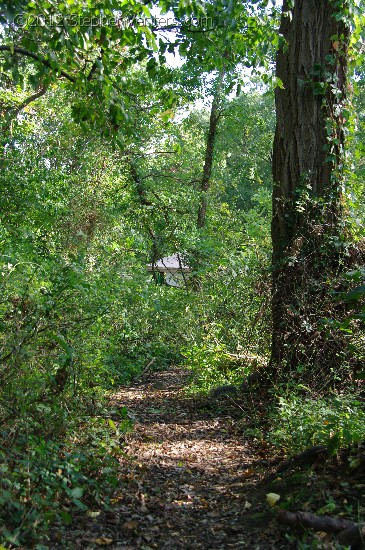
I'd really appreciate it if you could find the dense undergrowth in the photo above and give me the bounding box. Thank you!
[0,410,130,548]
[1,43,365,550]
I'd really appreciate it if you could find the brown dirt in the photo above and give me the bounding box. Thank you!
[51,367,364,549]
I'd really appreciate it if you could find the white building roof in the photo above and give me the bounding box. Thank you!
[148,253,191,273]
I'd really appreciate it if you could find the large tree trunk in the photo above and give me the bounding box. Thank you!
[271,0,349,374]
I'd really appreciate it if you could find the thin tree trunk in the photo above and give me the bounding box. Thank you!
[197,69,225,228]
[271,0,349,373]
[129,161,160,282]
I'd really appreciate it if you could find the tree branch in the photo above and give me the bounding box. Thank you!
[0,45,76,83]
[13,85,48,116]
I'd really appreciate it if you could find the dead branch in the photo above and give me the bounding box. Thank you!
[277,510,354,533]
[277,511,365,549]
[337,522,365,548]
[133,358,156,382]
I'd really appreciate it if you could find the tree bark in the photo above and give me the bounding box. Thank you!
[271,0,349,373]
[277,510,355,534]
[197,69,224,228]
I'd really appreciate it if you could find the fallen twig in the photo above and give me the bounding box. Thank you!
[133,358,156,382]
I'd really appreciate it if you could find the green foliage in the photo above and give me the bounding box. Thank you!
[269,392,365,455]
[0,0,182,142]
[184,345,244,392]
[0,0,280,147]
[215,92,275,210]
[182,190,272,392]
[0,87,137,544]
[342,268,365,325]
[0,411,130,547]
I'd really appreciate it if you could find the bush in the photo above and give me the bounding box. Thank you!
[269,392,365,454]
[0,410,131,547]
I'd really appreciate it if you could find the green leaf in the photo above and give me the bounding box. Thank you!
[108,419,117,431]
[312,82,326,95]
[52,334,73,359]
[71,487,84,499]
[345,285,365,302]
[73,498,88,511]
[327,432,341,455]
[59,511,72,525]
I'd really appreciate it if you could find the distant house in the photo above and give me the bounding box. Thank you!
[148,253,192,287]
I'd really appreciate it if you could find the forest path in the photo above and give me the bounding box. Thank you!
[60,367,291,549]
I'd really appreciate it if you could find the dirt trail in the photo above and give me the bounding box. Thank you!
[58,367,291,549]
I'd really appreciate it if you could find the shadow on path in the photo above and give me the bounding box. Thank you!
[55,367,292,549]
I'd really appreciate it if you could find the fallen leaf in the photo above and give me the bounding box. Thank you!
[87,510,101,518]
[123,520,139,530]
[243,468,255,477]
[110,495,124,504]
[266,493,280,506]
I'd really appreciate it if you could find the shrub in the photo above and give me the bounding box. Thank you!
[269,392,365,454]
